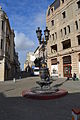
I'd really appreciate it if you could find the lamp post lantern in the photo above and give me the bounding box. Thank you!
[36,27,50,44]
[36,27,42,44]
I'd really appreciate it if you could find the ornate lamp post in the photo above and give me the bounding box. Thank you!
[36,27,52,88]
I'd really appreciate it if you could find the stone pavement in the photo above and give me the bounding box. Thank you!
[0,77,80,120]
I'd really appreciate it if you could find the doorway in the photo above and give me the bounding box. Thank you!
[63,56,72,77]
[63,64,72,77]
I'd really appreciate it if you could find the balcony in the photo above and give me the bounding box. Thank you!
[58,48,72,56]
[58,46,80,56]
[48,51,57,58]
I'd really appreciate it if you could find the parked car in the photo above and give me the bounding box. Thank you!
[33,67,39,76]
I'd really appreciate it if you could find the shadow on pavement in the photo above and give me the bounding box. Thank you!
[0,92,80,120]
[53,79,69,88]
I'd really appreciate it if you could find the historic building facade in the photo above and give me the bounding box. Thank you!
[24,52,35,70]
[0,7,20,81]
[34,43,47,60]
[24,43,47,70]
[46,0,80,78]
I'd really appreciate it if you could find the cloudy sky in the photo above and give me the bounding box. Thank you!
[0,0,54,69]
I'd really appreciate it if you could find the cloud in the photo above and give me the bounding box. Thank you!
[15,31,35,51]
[10,11,46,48]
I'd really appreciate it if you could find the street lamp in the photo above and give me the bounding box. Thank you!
[36,27,42,44]
[36,27,50,44]
[36,27,52,88]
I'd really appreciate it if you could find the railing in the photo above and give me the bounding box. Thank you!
[58,46,80,56]
[48,45,80,58]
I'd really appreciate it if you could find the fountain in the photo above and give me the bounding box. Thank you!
[22,27,68,100]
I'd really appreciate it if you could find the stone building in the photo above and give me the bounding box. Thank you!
[0,7,20,81]
[14,52,20,76]
[46,0,80,78]
[24,43,47,70]
[34,44,47,60]
[24,52,35,70]
[34,46,40,59]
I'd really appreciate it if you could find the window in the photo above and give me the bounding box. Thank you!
[2,21,4,31]
[75,21,78,30]
[52,34,54,40]
[53,0,60,10]
[62,11,66,18]
[48,9,50,16]
[62,0,64,4]
[77,35,80,45]
[64,27,67,35]
[60,29,63,37]
[55,32,57,39]
[1,39,3,49]
[51,58,57,65]
[51,20,54,26]
[51,44,57,53]
[77,1,80,9]
[63,56,71,64]
[67,25,70,33]
[51,8,53,13]
[62,39,71,50]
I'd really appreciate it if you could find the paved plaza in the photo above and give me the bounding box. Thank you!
[0,77,80,120]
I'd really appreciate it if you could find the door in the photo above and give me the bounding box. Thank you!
[63,64,72,77]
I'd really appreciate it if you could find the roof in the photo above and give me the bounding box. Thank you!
[49,0,60,11]
[50,0,56,8]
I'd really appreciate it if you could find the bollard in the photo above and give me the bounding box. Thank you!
[72,108,80,120]
[13,78,16,83]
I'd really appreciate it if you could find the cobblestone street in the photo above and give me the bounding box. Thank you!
[0,77,80,120]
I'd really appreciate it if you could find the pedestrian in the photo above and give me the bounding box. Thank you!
[73,73,76,80]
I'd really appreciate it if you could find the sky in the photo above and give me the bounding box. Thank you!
[0,0,54,70]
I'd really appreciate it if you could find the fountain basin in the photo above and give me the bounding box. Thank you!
[22,87,68,100]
